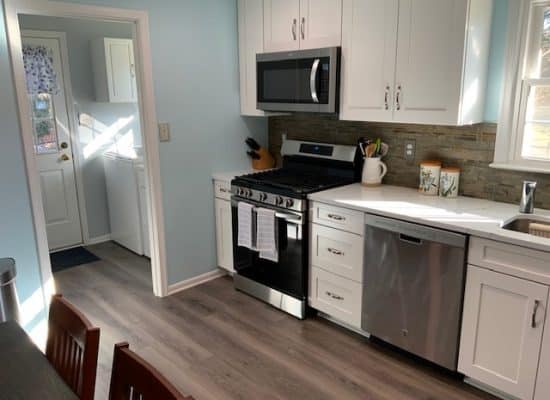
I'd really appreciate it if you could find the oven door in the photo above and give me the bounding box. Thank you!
[256,47,339,113]
[231,198,307,300]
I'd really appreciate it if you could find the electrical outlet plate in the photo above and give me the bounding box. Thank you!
[404,139,416,163]
[158,122,170,142]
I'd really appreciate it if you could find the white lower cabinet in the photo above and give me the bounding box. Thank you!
[214,180,234,272]
[458,265,549,400]
[309,266,362,328]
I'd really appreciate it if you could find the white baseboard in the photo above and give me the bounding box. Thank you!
[86,234,112,246]
[167,269,227,296]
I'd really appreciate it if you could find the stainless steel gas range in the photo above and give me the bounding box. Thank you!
[231,138,362,318]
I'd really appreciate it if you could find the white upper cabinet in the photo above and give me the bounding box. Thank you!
[91,38,137,103]
[264,0,301,51]
[340,0,493,125]
[340,0,398,122]
[299,0,343,49]
[238,0,270,116]
[459,265,548,400]
[263,0,342,52]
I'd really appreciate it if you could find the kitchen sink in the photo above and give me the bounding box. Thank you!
[501,215,550,235]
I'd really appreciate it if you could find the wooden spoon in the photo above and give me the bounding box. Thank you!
[365,143,377,158]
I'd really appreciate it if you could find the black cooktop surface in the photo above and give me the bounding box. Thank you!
[233,168,355,195]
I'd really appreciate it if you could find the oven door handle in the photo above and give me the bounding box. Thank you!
[310,58,320,103]
[232,199,304,225]
[274,212,302,225]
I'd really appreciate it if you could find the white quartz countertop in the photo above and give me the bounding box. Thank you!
[308,184,550,252]
[212,169,256,183]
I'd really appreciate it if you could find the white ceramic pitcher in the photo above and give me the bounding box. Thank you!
[362,157,387,186]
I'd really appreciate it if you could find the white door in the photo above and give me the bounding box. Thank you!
[393,0,467,125]
[298,0,342,49]
[535,291,550,400]
[340,0,398,122]
[458,266,548,400]
[263,0,300,51]
[215,198,234,272]
[22,33,82,251]
[104,38,137,103]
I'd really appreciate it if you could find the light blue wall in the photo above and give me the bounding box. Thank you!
[55,0,268,284]
[19,15,138,239]
[0,0,46,330]
[484,0,509,122]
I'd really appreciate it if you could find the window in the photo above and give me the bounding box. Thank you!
[494,1,550,172]
[29,93,59,154]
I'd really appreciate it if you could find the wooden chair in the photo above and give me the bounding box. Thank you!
[46,294,100,400]
[109,342,194,400]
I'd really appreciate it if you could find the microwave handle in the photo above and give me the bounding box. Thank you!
[310,58,320,103]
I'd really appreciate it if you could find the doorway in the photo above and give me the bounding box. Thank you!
[4,0,168,300]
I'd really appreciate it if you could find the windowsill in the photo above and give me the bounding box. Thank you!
[490,162,550,175]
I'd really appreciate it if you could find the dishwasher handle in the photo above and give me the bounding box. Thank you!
[399,233,423,246]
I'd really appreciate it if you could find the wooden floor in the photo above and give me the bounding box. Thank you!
[54,241,496,400]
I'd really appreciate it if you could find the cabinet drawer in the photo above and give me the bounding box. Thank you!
[214,180,232,200]
[469,237,550,285]
[311,223,363,282]
[309,267,362,328]
[311,202,364,235]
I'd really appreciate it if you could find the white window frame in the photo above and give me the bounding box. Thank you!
[493,0,550,173]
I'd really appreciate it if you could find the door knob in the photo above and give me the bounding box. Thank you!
[60,142,68,149]
[60,154,70,161]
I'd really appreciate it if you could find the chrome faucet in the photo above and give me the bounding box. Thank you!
[520,181,537,214]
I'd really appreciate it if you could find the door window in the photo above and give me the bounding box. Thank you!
[29,93,59,154]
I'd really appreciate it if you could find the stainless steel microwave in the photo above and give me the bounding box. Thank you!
[256,47,340,113]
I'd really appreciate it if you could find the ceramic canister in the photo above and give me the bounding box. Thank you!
[419,161,442,196]
[439,167,460,198]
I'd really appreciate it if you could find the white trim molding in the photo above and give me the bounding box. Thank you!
[3,0,170,298]
[85,234,112,246]
[493,0,550,174]
[167,269,227,296]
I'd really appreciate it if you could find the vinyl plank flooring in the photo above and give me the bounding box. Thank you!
[53,242,497,400]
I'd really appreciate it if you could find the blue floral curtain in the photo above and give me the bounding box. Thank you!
[23,45,60,95]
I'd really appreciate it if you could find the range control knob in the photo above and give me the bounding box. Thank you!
[246,189,253,198]
[275,196,284,206]
[237,188,245,197]
[285,199,294,208]
[259,193,268,202]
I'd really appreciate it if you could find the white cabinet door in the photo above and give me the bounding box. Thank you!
[238,0,270,116]
[263,0,300,51]
[459,265,548,400]
[299,0,342,49]
[215,198,234,272]
[535,291,550,400]
[393,0,467,125]
[340,0,398,122]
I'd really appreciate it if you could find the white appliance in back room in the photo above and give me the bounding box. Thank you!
[104,152,150,257]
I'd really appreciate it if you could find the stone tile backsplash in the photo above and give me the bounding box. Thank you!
[268,114,550,209]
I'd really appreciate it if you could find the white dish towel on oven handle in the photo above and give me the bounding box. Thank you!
[256,208,278,262]
[237,202,255,249]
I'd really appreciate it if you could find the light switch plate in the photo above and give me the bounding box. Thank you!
[158,123,171,142]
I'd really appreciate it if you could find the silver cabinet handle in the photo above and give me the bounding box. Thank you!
[327,213,345,221]
[396,84,402,111]
[301,17,305,40]
[327,248,344,256]
[310,58,320,103]
[384,85,390,110]
[219,188,228,193]
[532,300,541,328]
[326,291,344,301]
[292,19,297,40]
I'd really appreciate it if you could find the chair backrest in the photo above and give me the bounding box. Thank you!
[109,342,193,400]
[46,294,100,400]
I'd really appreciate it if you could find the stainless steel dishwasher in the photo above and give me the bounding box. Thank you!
[362,214,467,371]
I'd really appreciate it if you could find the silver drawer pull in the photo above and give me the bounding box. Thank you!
[327,214,345,221]
[327,247,344,256]
[326,291,344,301]
[532,300,541,328]
[219,188,228,193]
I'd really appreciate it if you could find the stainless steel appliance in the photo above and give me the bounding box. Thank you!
[231,138,361,318]
[362,215,467,370]
[256,47,340,113]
